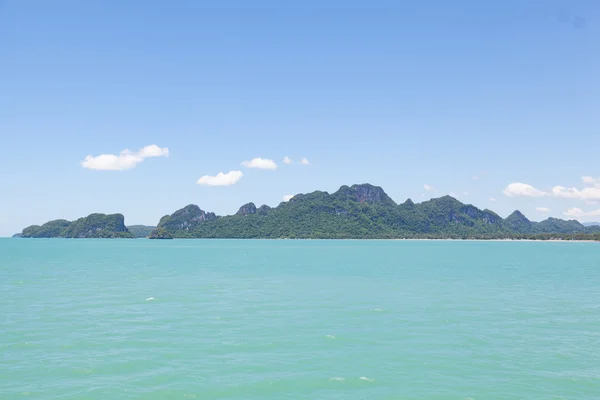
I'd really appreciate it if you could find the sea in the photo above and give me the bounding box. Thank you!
[2,239,600,399]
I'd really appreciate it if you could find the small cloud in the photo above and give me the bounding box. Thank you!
[282,194,294,202]
[489,197,497,202]
[503,182,548,198]
[300,157,310,165]
[81,144,169,171]
[424,184,433,191]
[582,176,600,186]
[463,192,469,196]
[241,157,277,170]
[564,207,600,218]
[536,207,551,213]
[196,171,243,186]
[551,185,600,201]
[283,156,293,165]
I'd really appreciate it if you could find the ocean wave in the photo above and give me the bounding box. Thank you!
[326,335,335,339]
[329,377,345,381]
[359,376,374,382]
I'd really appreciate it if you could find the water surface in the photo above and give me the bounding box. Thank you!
[2,239,599,399]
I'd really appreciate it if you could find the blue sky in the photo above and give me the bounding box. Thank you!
[1,0,599,236]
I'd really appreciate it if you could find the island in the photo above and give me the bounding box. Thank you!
[21,213,134,238]
[148,184,600,240]
[18,183,600,241]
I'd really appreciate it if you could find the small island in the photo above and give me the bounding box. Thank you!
[20,213,134,238]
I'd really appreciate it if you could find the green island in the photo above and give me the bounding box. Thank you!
[21,214,135,238]
[18,184,600,240]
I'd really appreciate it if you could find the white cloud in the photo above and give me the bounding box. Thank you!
[424,184,433,191]
[300,157,310,165]
[563,207,600,218]
[582,176,600,186]
[536,207,550,213]
[552,185,600,201]
[282,194,294,202]
[196,171,243,186]
[503,182,548,198]
[489,197,497,202]
[136,144,169,158]
[241,157,277,170]
[463,192,469,196]
[81,144,169,171]
[283,156,293,165]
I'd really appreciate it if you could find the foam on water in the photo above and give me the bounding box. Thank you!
[329,377,345,381]
[359,376,375,382]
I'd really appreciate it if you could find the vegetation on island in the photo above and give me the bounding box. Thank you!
[148,227,174,239]
[18,184,600,241]
[149,184,600,240]
[21,213,134,238]
[126,225,156,238]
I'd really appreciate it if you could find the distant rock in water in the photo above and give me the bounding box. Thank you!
[12,233,22,238]
[21,214,134,238]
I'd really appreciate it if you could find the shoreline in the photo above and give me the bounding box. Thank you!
[5,237,598,243]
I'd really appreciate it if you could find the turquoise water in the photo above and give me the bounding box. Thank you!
[2,239,600,399]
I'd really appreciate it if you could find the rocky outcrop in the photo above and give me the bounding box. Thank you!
[158,205,217,231]
[236,202,257,216]
[334,184,396,205]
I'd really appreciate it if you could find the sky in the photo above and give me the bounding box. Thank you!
[1,0,599,236]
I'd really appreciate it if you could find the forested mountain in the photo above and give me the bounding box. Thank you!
[150,184,600,239]
[18,184,600,240]
[21,214,133,238]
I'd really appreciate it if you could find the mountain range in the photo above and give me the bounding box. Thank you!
[18,184,600,240]
[149,184,600,239]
